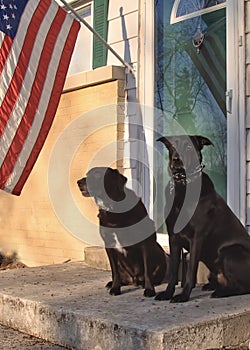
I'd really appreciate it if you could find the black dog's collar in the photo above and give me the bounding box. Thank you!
[169,163,205,194]
[95,197,113,211]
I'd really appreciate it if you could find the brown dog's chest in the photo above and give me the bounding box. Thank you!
[166,185,216,242]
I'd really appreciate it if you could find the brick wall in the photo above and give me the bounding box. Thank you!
[0,69,125,266]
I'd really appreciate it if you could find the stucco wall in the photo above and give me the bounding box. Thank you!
[0,68,125,266]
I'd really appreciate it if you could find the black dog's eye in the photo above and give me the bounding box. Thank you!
[94,172,102,178]
[187,145,193,151]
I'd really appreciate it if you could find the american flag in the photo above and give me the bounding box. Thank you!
[0,0,80,195]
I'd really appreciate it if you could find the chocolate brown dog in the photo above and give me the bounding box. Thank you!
[77,167,169,297]
[156,135,250,302]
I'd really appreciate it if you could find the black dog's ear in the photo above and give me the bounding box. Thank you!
[196,136,214,149]
[157,136,172,149]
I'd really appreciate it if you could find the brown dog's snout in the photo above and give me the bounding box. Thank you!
[171,151,183,169]
[172,153,180,163]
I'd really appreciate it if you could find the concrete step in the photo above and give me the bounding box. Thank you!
[0,262,249,350]
[84,246,210,284]
[84,246,110,271]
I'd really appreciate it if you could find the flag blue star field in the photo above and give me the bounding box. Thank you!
[0,0,27,38]
[0,0,80,195]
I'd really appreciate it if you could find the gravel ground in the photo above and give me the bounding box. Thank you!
[0,324,67,350]
[209,348,248,350]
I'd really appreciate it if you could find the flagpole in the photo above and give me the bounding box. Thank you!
[59,0,135,75]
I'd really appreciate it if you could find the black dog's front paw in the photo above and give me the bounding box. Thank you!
[155,291,172,301]
[170,293,189,303]
[144,289,156,298]
[135,278,145,288]
[210,290,220,298]
[210,288,231,298]
[105,281,113,289]
[202,282,215,291]
[109,287,121,296]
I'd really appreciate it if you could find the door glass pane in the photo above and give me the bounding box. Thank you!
[174,0,226,20]
[154,0,227,232]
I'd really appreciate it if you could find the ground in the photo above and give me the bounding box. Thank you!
[0,324,66,349]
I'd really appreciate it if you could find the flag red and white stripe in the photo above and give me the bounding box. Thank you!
[0,0,80,195]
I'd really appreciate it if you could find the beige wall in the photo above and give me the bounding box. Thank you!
[0,68,125,266]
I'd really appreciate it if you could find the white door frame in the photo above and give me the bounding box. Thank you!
[138,0,155,218]
[227,0,246,223]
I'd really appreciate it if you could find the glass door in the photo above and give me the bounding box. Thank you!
[154,0,227,232]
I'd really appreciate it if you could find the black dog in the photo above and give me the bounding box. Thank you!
[77,167,169,297]
[155,135,250,302]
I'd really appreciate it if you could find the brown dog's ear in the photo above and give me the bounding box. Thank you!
[157,136,172,149]
[196,136,214,149]
[111,169,127,191]
[119,172,127,188]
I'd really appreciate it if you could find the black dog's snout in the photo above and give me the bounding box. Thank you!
[77,177,87,191]
[77,177,91,197]
[77,178,84,186]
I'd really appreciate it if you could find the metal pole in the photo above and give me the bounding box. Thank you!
[59,0,135,74]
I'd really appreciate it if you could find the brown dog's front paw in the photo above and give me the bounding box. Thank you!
[170,293,189,303]
[144,289,156,297]
[155,291,172,301]
[109,287,121,296]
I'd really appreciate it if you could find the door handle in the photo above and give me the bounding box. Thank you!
[226,89,233,114]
